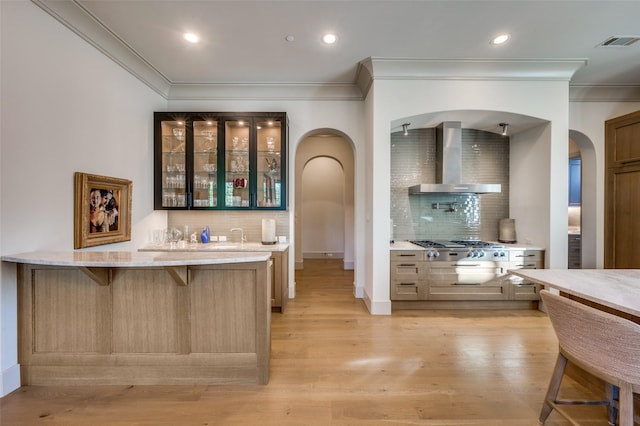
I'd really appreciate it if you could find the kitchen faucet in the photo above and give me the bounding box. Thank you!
[230,228,246,244]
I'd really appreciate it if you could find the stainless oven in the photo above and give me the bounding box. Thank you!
[409,240,510,300]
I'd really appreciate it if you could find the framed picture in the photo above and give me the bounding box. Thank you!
[74,172,132,249]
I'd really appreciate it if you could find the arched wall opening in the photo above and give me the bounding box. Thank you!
[568,129,597,268]
[294,131,356,275]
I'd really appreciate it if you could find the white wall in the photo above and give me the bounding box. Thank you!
[0,1,167,396]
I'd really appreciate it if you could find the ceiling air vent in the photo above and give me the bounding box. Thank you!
[598,36,640,47]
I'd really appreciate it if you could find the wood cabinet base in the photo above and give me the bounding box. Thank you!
[392,300,538,310]
[17,262,271,386]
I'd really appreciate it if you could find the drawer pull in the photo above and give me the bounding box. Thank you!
[400,282,416,286]
[515,254,536,258]
[398,254,417,257]
[398,263,417,267]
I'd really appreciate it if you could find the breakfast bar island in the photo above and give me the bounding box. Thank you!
[2,251,273,386]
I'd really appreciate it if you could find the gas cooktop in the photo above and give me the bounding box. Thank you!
[410,240,505,249]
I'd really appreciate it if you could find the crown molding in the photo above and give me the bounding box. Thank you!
[168,83,364,101]
[33,1,637,103]
[355,57,587,97]
[569,85,640,102]
[32,0,172,98]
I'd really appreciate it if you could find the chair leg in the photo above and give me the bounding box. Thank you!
[606,383,619,426]
[540,353,568,424]
[618,382,633,426]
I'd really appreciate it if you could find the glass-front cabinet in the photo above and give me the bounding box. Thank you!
[154,112,287,210]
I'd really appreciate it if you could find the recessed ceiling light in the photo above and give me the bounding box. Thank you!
[490,33,510,45]
[322,33,338,45]
[184,33,199,43]
[285,35,295,42]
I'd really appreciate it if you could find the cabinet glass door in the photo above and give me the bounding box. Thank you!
[160,120,187,208]
[193,120,218,208]
[256,119,283,207]
[224,119,250,208]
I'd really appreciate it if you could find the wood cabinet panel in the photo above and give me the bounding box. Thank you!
[611,120,640,164]
[605,110,640,268]
[270,250,288,312]
[32,269,110,354]
[190,269,256,353]
[606,165,640,268]
[112,269,182,354]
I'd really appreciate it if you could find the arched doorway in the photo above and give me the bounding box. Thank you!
[294,132,355,272]
[568,130,597,268]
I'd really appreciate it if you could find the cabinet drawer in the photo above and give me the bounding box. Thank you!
[511,283,542,301]
[390,281,427,300]
[427,283,507,301]
[390,251,425,261]
[509,250,543,262]
[390,262,426,280]
[509,260,543,270]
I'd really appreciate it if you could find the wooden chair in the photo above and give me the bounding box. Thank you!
[539,289,640,426]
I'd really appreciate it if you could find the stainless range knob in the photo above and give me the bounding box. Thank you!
[434,251,440,258]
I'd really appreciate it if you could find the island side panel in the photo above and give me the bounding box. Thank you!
[16,260,271,385]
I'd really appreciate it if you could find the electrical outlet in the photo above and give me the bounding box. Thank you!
[218,236,227,242]
[210,235,218,242]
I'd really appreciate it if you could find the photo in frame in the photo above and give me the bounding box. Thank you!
[74,172,132,248]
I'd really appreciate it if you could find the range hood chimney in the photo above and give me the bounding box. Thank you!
[408,121,501,194]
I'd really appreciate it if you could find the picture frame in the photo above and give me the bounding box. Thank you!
[74,172,132,249]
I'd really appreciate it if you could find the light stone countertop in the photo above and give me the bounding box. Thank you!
[390,241,424,250]
[139,242,290,253]
[1,250,271,267]
[509,269,640,318]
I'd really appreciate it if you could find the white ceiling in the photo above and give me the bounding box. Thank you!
[35,0,640,88]
[31,0,640,134]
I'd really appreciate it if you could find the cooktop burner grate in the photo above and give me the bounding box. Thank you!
[448,240,505,249]
[410,240,505,249]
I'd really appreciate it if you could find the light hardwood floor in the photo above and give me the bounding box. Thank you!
[1,259,611,425]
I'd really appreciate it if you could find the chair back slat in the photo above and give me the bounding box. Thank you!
[540,290,640,385]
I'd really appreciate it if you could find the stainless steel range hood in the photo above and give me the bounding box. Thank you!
[408,121,501,194]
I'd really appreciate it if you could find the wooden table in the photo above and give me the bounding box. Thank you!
[508,269,640,321]
[2,250,273,386]
[509,268,640,412]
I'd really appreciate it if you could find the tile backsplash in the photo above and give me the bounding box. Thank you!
[167,210,289,243]
[391,128,509,241]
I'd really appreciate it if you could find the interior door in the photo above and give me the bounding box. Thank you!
[605,110,640,268]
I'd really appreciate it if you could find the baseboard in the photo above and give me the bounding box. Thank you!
[1,364,21,397]
[295,261,304,270]
[362,292,392,315]
[303,252,344,259]
[353,282,364,299]
[289,280,296,299]
[343,260,354,270]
